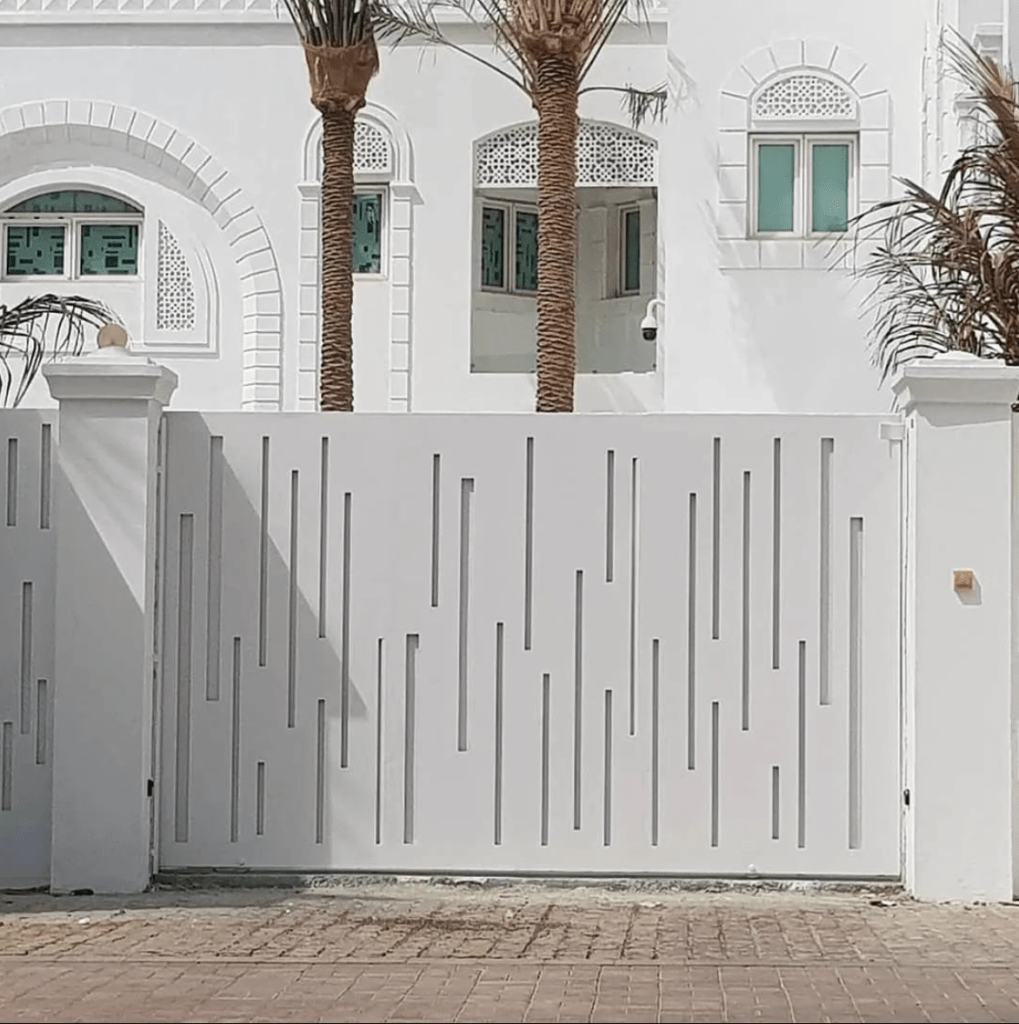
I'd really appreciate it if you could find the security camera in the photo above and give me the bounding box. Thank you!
[640,298,665,343]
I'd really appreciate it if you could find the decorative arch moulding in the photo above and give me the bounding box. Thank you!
[302,102,414,188]
[0,98,284,409]
[716,39,892,272]
[298,101,417,412]
[475,120,658,189]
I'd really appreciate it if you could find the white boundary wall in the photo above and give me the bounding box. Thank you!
[0,410,56,888]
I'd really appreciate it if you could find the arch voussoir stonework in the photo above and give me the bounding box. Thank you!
[0,99,283,409]
[717,39,892,271]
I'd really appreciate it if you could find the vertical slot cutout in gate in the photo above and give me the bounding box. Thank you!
[458,478,474,751]
[206,436,223,702]
[849,516,864,849]
[174,513,194,843]
[39,423,51,530]
[287,470,299,729]
[573,571,583,830]
[20,581,32,735]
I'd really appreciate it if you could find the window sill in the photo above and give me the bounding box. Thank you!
[718,238,854,271]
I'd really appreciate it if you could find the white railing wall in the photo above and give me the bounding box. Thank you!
[4,350,1019,901]
[0,410,56,889]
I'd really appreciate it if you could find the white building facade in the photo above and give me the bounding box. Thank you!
[0,0,1007,413]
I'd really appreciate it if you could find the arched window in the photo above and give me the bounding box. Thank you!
[0,186,216,351]
[749,73,859,238]
[2,189,142,279]
[717,41,892,269]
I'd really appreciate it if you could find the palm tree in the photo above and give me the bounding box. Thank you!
[0,294,118,408]
[376,0,664,412]
[280,0,381,412]
[849,35,1019,380]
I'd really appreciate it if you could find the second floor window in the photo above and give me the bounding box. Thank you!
[750,135,855,237]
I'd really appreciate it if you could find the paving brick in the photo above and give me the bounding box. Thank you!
[4,884,1019,1020]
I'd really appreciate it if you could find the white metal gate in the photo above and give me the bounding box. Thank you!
[159,413,902,878]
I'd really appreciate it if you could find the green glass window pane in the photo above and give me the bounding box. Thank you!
[623,208,641,293]
[79,224,138,275]
[481,207,505,288]
[352,193,382,274]
[811,144,850,233]
[6,225,65,275]
[7,190,140,214]
[757,144,796,232]
[515,210,538,292]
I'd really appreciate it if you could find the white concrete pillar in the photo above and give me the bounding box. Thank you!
[43,347,177,894]
[894,352,1019,902]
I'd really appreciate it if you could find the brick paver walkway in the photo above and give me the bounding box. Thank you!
[2,880,1019,1022]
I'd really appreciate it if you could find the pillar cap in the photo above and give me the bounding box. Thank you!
[892,351,1019,411]
[42,349,178,406]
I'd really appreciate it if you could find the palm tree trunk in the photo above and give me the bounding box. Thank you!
[320,109,356,412]
[534,55,580,413]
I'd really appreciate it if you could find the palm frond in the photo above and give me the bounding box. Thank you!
[579,83,667,128]
[850,34,1019,378]
[370,0,528,90]
[371,0,654,96]
[0,295,120,408]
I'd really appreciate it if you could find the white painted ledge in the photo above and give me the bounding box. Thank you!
[43,350,179,405]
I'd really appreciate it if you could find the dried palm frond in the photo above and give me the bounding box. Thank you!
[0,294,120,408]
[851,32,1019,380]
[277,0,375,47]
[371,0,664,125]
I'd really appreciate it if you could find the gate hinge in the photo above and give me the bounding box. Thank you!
[880,421,906,442]
[903,788,911,807]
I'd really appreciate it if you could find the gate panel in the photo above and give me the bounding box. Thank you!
[160,413,901,877]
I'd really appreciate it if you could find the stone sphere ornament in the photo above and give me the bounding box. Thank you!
[97,323,129,349]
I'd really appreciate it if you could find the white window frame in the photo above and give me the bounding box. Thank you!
[479,199,539,296]
[2,208,144,282]
[749,133,856,240]
[618,204,642,296]
[352,185,387,279]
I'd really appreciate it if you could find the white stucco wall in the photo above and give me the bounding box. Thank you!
[662,1,932,414]
[0,10,666,414]
[0,2,992,414]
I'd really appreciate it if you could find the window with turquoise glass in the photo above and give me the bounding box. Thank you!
[6,225,65,276]
[79,224,139,275]
[811,144,850,232]
[623,208,641,293]
[757,144,796,232]
[515,210,538,292]
[352,193,382,274]
[481,207,505,288]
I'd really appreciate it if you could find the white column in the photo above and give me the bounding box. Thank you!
[43,348,177,894]
[895,352,1019,902]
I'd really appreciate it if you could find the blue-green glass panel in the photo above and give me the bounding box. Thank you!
[7,190,140,214]
[352,193,382,274]
[757,144,796,233]
[79,224,138,275]
[623,208,641,293]
[481,207,505,288]
[811,144,850,233]
[6,225,65,276]
[515,210,538,293]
